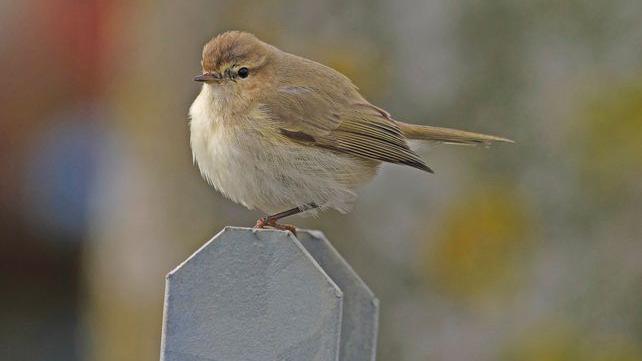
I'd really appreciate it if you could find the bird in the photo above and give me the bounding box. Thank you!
[189,31,512,233]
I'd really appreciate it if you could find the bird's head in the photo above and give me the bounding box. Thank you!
[195,31,275,110]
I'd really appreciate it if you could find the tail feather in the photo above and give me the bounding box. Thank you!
[397,121,514,145]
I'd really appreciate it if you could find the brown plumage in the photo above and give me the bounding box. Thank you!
[190,31,513,230]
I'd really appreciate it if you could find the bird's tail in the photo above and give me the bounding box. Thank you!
[397,121,514,145]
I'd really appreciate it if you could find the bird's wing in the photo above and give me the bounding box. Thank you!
[315,103,432,172]
[261,84,345,135]
[259,82,432,172]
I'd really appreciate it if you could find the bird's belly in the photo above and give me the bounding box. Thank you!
[191,124,377,215]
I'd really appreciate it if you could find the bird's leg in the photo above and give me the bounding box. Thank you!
[254,203,318,234]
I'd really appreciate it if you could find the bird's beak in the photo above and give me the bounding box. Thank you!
[194,73,218,82]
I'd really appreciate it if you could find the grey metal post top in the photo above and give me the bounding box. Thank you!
[160,227,378,361]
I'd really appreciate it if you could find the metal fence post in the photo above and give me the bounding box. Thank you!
[160,227,378,361]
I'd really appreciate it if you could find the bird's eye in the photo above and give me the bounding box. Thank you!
[237,67,249,78]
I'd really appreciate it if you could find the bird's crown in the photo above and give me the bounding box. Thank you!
[201,31,270,73]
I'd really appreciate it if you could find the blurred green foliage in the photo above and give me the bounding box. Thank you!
[426,185,532,302]
[503,322,642,361]
[576,80,642,203]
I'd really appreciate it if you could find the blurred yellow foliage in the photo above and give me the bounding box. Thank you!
[425,185,532,301]
[503,326,582,361]
[317,43,388,98]
[576,80,642,198]
[502,323,642,361]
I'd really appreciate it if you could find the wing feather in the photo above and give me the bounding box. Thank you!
[259,52,432,172]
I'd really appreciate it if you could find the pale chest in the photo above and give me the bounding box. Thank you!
[190,108,275,208]
[188,85,374,214]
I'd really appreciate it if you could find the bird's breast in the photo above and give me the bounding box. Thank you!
[189,89,275,208]
[188,86,378,214]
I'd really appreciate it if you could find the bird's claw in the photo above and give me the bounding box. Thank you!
[254,217,297,235]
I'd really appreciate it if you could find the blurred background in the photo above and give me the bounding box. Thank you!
[2,0,641,360]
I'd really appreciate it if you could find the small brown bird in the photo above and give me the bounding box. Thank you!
[190,31,512,233]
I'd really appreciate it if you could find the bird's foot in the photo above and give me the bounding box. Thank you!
[254,217,297,235]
